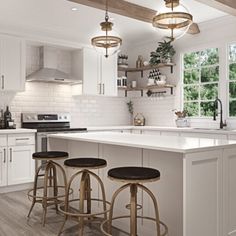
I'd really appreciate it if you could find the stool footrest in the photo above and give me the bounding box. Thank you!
[101,215,168,236]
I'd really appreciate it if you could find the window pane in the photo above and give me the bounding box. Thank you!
[200,84,218,100]
[229,100,236,117]
[201,66,219,82]
[229,63,236,80]
[229,82,236,99]
[184,52,199,69]
[184,69,199,84]
[184,86,199,101]
[200,102,214,117]
[184,102,199,117]
[200,48,219,66]
[229,44,236,63]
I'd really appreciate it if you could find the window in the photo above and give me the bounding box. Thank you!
[229,44,236,117]
[183,48,219,117]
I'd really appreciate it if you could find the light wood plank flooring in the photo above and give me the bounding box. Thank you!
[0,190,117,236]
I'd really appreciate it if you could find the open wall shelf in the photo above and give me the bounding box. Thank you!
[118,63,175,77]
[118,84,176,97]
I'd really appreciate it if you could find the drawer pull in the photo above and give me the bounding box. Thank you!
[3,148,6,163]
[10,148,12,162]
[16,138,30,141]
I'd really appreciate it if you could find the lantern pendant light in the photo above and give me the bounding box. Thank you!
[153,0,193,41]
[91,0,122,58]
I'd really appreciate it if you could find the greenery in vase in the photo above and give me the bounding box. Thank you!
[149,40,176,65]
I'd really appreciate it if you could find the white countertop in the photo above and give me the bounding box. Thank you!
[86,125,236,135]
[0,128,37,134]
[49,132,236,153]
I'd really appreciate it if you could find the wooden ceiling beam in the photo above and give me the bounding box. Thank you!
[195,0,236,16]
[68,0,157,23]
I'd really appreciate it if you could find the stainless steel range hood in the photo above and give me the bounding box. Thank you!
[26,46,79,84]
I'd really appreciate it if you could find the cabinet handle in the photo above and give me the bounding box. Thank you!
[3,148,6,163]
[98,83,102,94]
[9,148,12,162]
[1,75,4,90]
[16,138,30,141]
[102,84,105,94]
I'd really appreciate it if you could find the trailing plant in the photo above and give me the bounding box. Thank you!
[126,100,134,115]
[149,40,176,65]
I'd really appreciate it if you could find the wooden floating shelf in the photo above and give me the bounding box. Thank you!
[118,84,176,97]
[118,63,175,76]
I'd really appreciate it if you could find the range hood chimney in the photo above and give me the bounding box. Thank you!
[26,46,78,84]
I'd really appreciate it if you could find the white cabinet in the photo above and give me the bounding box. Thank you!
[0,35,25,91]
[0,147,7,187]
[0,134,35,188]
[72,48,117,96]
[100,54,117,96]
[7,145,35,185]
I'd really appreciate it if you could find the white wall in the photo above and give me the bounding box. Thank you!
[0,82,130,128]
[125,15,236,128]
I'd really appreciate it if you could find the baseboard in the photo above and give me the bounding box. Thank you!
[0,182,34,194]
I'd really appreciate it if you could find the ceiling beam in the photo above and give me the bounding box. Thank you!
[68,0,157,23]
[195,0,236,16]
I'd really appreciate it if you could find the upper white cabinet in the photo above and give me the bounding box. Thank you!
[0,35,25,91]
[72,47,117,96]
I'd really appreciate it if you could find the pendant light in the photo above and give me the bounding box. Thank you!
[152,0,193,41]
[91,0,122,58]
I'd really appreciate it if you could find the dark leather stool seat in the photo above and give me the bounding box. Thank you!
[33,151,68,159]
[64,158,107,168]
[108,166,160,181]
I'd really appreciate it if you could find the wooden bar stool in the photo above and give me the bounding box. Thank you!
[58,157,110,236]
[27,151,70,226]
[101,166,168,236]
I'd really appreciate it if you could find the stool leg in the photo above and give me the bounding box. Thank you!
[28,165,43,218]
[58,170,84,236]
[42,162,51,227]
[138,184,161,236]
[84,174,91,215]
[107,184,130,234]
[130,184,138,236]
[87,170,107,220]
[52,163,59,213]
[78,171,87,236]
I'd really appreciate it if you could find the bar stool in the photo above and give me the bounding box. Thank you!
[58,157,110,236]
[101,166,168,236]
[27,151,70,226]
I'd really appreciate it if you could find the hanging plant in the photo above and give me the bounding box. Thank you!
[149,40,176,65]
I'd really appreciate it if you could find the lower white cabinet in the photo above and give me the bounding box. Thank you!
[0,147,7,187]
[0,134,35,187]
[7,145,35,185]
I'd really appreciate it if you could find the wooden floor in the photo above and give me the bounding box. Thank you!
[0,190,123,236]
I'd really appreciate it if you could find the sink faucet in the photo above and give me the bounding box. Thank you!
[213,98,227,129]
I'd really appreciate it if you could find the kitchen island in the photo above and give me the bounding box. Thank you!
[49,132,236,236]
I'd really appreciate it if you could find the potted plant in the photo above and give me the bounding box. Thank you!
[149,40,176,65]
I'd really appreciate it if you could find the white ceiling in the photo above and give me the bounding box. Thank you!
[0,0,228,46]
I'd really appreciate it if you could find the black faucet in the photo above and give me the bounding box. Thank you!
[213,98,227,129]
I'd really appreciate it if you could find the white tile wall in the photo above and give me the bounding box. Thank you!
[131,96,176,126]
[0,82,130,128]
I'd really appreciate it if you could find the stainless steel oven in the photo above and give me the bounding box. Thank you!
[22,113,87,170]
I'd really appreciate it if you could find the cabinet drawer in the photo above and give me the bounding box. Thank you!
[0,135,7,146]
[8,134,35,146]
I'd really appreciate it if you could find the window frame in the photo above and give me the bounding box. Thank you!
[182,48,220,118]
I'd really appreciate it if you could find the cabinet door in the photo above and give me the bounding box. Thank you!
[0,147,7,187]
[1,35,25,91]
[8,145,35,185]
[101,54,117,96]
[82,48,100,95]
